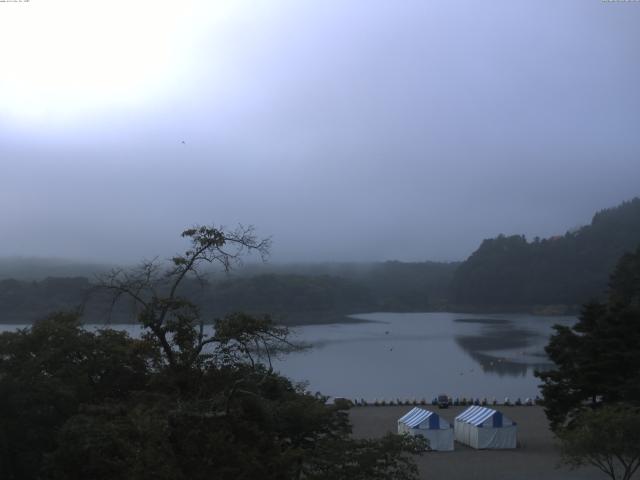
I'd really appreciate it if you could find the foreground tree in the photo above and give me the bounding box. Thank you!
[536,246,640,480]
[559,405,640,480]
[1,224,425,480]
[99,225,272,372]
[536,246,640,430]
[0,312,154,479]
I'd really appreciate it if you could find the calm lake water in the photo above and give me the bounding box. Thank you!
[0,312,575,401]
[273,312,576,401]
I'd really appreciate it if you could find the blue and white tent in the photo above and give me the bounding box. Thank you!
[397,407,454,451]
[454,406,517,449]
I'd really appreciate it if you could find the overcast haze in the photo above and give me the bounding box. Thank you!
[1,0,639,264]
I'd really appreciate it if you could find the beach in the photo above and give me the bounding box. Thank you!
[349,405,606,480]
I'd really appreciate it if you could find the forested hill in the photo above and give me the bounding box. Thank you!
[2,198,639,322]
[450,198,640,310]
[0,261,458,325]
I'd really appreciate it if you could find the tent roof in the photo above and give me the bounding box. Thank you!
[455,406,502,426]
[398,407,436,428]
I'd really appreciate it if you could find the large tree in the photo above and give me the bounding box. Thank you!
[0,224,425,480]
[536,246,640,430]
[98,225,272,372]
[559,405,640,480]
[0,312,154,479]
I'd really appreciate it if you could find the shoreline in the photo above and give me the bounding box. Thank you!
[0,313,372,328]
[0,308,577,329]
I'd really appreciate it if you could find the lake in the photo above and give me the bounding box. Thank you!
[0,312,575,401]
[273,312,575,401]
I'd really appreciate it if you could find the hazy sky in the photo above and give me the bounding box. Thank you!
[1,0,639,263]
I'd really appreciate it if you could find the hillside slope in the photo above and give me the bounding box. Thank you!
[450,198,640,309]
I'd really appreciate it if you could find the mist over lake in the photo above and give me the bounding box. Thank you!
[274,312,573,401]
[0,312,573,401]
[2,1,639,477]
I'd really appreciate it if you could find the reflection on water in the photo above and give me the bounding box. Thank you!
[454,318,511,325]
[273,312,576,400]
[0,312,576,400]
[453,318,553,377]
[310,332,453,349]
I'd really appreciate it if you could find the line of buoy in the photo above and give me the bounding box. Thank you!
[331,396,543,407]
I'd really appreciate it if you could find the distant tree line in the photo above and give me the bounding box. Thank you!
[1,197,639,322]
[0,277,92,323]
[0,262,458,325]
[0,225,425,479]
[450,198,640,310]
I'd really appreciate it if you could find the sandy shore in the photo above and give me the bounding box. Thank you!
[349,405,607,480]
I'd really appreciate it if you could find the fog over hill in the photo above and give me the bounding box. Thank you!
[1,3,640,479]
[2,197,638,323]
[0,257,114,281]
[2,1,640,265]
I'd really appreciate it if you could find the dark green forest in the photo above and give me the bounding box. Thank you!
[451,198,640,311]
[537,244,640,430]
[1,197,639,323]
[535,245,640,480]
[0,226,425,480]
[0,263,458,325]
